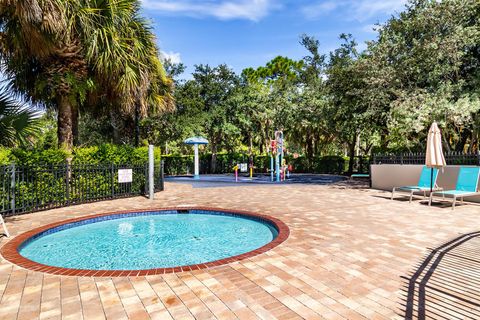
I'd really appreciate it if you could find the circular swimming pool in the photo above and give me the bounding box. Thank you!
[1,208,289,276]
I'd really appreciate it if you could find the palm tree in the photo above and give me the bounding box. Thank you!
[75,0,174,144]
[0,0,88,149]
[0,92,40,147]
[0,0,173,150]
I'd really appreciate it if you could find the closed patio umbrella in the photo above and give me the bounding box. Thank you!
[425,122,446,191]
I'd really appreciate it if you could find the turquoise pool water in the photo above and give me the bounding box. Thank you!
[19,210,278,270]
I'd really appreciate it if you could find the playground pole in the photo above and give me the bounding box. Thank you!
[275,130,283,182]
[270,156,274,182]
[275,154,280,182]
[193,143,200,180]
[280,131,284,181]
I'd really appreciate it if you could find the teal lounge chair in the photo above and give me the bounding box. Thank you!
[429,167,480,210]
[391,166,441,203]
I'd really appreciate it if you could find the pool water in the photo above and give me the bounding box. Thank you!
[19,211,278,270]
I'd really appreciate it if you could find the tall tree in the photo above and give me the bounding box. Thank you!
[368,0,480,152]
[0,0,87,148]
[326,34,370,173]
[0,0,172,150]
[292,34,333,159]
[192,64,239,171]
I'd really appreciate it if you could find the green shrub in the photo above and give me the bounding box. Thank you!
[253,155,270,172]
[200,153,252,174]
[163,154,193,175]
[0,148,11,165]
[73,146,100,164]
[8,148,69,166]
[73,144,145,164]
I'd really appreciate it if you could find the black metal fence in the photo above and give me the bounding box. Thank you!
[373,152,480,165]
[1,161,164,217]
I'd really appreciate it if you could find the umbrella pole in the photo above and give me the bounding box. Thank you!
[430,168,433,192]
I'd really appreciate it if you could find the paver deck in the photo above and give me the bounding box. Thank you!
[1,182,479,319]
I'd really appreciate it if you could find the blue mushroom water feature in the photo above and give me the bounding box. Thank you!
[184,137,208,179]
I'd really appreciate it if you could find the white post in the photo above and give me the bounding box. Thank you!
[194,143,199,180]
[148,145,154,200]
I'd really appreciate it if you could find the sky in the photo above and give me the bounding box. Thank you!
[141,0,409,77]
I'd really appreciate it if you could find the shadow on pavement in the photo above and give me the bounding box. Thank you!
[399,231,480,319]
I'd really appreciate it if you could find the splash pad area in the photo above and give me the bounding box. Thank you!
[175,131,348,187]
[165,173,347,188]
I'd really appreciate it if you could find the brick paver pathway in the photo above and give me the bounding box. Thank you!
[1,182,479,319]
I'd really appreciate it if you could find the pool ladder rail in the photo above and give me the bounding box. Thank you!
[0,215,9,238]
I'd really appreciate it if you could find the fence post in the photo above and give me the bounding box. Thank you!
[111,164,115,198]
[10,164,15,215]
[160,160,165,191]
[148,145,154,200]
[65,158,71,205]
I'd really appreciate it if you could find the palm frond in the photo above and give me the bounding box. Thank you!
[0,92,40,146]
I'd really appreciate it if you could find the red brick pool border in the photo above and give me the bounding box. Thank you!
[0,207,289,277]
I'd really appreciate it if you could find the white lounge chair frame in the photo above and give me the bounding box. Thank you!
[391,186,442,203]
[429,191,479,210]
[429,167,480,210]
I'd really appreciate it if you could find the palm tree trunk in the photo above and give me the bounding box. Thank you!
[110,109,122,144]
[57,96,74,150]
[72,105,79,146]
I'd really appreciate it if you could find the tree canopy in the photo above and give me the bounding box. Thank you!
[147,0,480,158]
[3,0,480,170]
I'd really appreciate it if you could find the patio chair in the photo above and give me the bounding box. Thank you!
[391,166,441,203]
[429,167,480,210]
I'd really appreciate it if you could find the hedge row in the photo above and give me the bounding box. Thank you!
[161,153,252,175]
[0,146,369,174]
[0,144,161,166]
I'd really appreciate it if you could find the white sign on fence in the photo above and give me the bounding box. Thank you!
[118,169,133,183]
